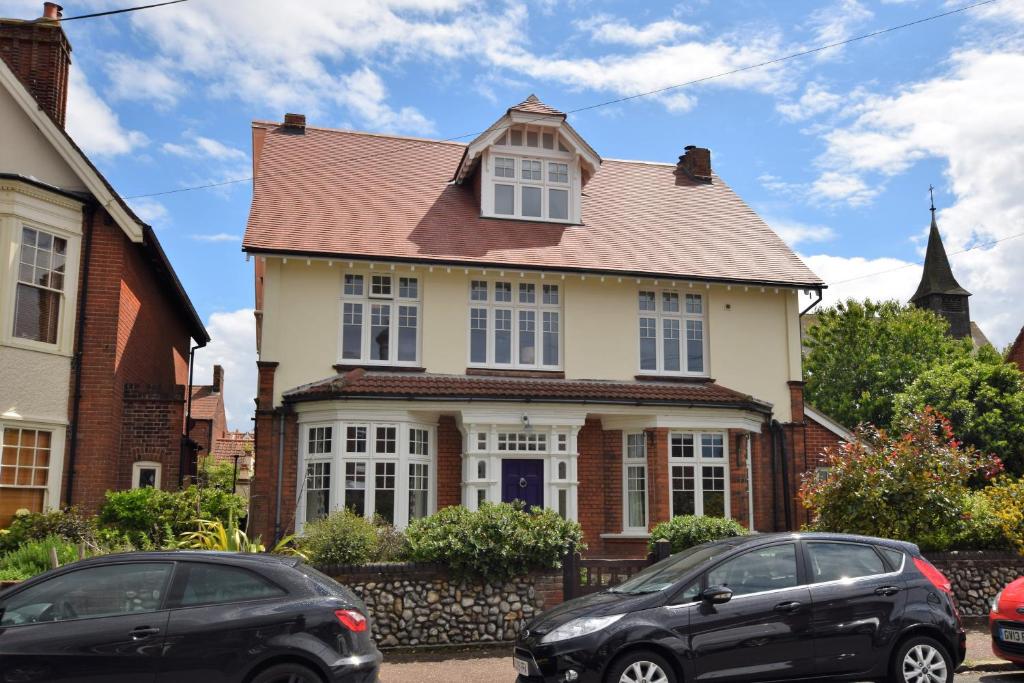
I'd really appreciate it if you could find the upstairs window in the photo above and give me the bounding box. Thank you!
[14,227,67,345]
[340,273,420,366]
[468,279,561,370]
[638,290,706,375]
[487,126,575,223]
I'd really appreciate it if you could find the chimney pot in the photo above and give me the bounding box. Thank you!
[677,145,712,181]
[43,2,63,20]
[283,113,306,132]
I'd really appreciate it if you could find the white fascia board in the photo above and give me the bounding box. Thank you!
[804,406,855,442]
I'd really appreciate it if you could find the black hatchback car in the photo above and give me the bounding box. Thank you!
[514,532,965,683]
[0,551,381,683]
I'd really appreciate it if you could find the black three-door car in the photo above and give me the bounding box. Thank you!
[0,551,381,683]
[514,532,965,683]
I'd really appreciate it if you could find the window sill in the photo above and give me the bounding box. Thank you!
[600,532,651,540]
[334,364,426,374]
[478,214,582,227]
[466,368,565,379]
[0,336,72,358]
[634,374,714,383]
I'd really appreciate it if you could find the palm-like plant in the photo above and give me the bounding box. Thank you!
[178,514,303,557]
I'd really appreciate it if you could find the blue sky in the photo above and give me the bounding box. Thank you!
[9,0,1023,429]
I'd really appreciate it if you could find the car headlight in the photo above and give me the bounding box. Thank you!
[991,590,1002,613]
[541,614,625,644]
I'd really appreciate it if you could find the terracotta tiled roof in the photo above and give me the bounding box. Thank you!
[283,369,772,412]
[190,386,223,421]
[509,94,565,118]
[211,431,254,464]
[243,123,823,288]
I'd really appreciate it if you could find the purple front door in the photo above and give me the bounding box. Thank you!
[501,459,544,509]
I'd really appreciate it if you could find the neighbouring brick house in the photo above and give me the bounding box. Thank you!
[243,97,848,554]
[1008,326,1024,371]
[189,364,227,457]
[0,3,209,524]
[211,430,255,500]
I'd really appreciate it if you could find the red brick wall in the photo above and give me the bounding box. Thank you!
[1008,329,1024,371]
[646,428,670,529]
[0,19,70,127]
[436,416,462,509]
[119,385,186,491]
[576,418,606,550]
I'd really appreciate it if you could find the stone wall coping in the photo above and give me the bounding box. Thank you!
[926,550,1024,563]
[316,561,562,582]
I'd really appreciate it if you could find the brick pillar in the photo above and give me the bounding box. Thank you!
[645,428,670,529]
[576,418,606,551]
[602,428,623,539]
[436,416,462,509]
[727,429,750,529]
[788,380,805,423]
[250,361,280,542]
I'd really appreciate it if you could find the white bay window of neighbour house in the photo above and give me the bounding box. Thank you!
[13,227,67,345]
[669,432,728,518]
[638,290,706,375]
[623,433,648,532]
[469,280,561,369]
[340,274,419,365]
[489,126,574,222]
[301,423,433,529]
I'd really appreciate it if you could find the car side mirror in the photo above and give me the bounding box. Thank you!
[701,586,733,605]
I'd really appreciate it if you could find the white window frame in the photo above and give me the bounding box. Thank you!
[11,225,68,347]
[131,460,162,489]
[297,421,435,531]
[338,272,421,367]
[481,127,578,223]
[622,432,649,533]
[638,289,708,377]
[0,423,64,515]
[668,431,730,518]
[467,279,562,370]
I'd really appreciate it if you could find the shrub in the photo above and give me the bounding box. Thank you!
[299,510,378,567]
[800,408,1003,551]
[0,508,94,554]
[373,518,408,562]
[649,515,748,554]
[404,502,585,580]
[98,486,247,547]
[0,536,81,581]
[953,492,1010,551]
[980,476,1024,554]
[197,455,239,493]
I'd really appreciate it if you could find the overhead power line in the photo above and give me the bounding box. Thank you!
[46,0,189,22]
[113,0,999,199]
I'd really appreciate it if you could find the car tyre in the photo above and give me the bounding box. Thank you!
[605,650,677,683]
[888,636,954,683]
[250,662,323,683]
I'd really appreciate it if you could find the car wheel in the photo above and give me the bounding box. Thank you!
[605,650,677,683]
[250,662,323,683]
[889,636,954,683]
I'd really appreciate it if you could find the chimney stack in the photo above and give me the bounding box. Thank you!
[212,365,224,394]
[0,2,72,127]
[283,112,306,133]
[676,145,712,181]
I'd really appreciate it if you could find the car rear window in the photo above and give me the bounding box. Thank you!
[172,563,286,607]
[807,542,886,583]
[878,547,905,570]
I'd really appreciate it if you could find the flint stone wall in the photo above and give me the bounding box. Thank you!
[927,551,1024,616]
[321,562,563,649]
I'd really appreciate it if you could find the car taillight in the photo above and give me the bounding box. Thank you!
[335,609,367,632]
[913,557,952,595]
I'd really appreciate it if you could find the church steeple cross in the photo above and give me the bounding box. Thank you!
[929,184,936,214]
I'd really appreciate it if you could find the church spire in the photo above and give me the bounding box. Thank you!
[910,188,971,338]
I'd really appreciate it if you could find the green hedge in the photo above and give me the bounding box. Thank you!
[649,515,748,554]
[98,485,247,548]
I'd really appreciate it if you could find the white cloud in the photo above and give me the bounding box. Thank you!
[339,67,435,134]
[777,81,843,121]
[576,15,700,46]
[163,136,248,161]
[190,233,241,243]
[803,253,920,308]
[810,171,879,206]
[66,67,148,157]
[807,0,873,53]
[765,217,836,246]
[130,198,169,226]
[193,309,257,431]
[105,54,184,108]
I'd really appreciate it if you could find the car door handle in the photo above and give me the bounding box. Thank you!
[773,601,802,613]
[875,586,902,596]
[130,626,161,640]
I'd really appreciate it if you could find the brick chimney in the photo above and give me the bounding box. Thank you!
[283,112,306,133]
[676,145,712,181]
[0,3,72,127]
[212,364,224,394]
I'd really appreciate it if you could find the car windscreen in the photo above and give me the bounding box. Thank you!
[608,542,739,595]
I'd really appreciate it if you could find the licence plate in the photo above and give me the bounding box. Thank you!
[513,656,531,676]
[1003,628,1024,644]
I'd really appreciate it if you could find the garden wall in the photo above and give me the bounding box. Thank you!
[928,551,1024,616]
[321,563,563,648]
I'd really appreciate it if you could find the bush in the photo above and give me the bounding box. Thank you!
[0,536,81,581]
[373,518,408,562]
[980,476,1024,554]
[953,492,1010,551]
[404,502,585,581]
[0,508,94,554]
[98,486,248,548]
[649,515,748,554]
[299,510,378,566]
[800,408,1003,551]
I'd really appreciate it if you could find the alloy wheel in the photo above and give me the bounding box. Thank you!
[902,643,948,683]
[619,660,669,683]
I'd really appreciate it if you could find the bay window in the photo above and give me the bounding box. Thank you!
[468,279,561,370]
[623,433,648,532]
[669,432,729,518]
[340,273,420,366]
[638,290,706,375]
[299,421,434,530]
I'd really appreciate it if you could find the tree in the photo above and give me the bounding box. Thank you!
[894,345,1024,475]
[800,408,1003,550]
[197,455,237,493]
[803,299,971,429]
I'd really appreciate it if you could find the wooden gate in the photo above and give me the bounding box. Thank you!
[562,540,671,600]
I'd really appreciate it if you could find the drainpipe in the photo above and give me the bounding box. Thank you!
[772,419,792,531]
[180,344,200,487]
[274,410,285,544]
[65,203,96,507]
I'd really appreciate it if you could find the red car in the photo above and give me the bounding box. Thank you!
[991,576,1024,667]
